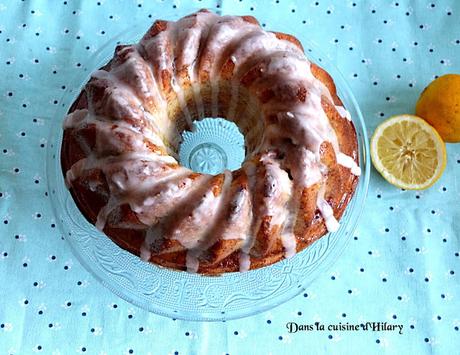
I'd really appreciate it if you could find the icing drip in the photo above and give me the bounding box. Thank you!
[240,161,258,256]
[64,109,167,155]
[335,105,352,121]
[280,178,303,257]
[129,170,196,225]
[260,153,294,258]
[186,250,200,273]
[221,188,251,240]
[259,52,351,235]
[239,251,251,272]
[204,16,259,78]
[168,172,231,255]
[317,193,340,233]
[182,170,233,271]
[285,146,322,188]
[140,224,163,262]
[171,75,194,129]
[63,109,88,129]
[173,11,217,120]
[170,188,219,249]
[140,245,152,262]
[66,151,182,231]
[336,152,361,176]
[96,196,117,231]
[230,31,303,80]
[111,45,165,110]
[175,10,218,82]
[259,153,292,226]
[280,233,296,258]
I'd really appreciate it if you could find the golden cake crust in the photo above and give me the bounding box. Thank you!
[61,9,359,275]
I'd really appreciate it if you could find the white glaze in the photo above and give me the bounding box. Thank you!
[336,152,361,176]
[170,171,231,251]
[317,194,340,232]
[285,146,322,188]
[239,251,251,272]
[259,153,292,226]
[132,173,206,226]
[181,170,233,270]
[221,188,251,240]
[205,16,258,78]
[171,75,193,129]
[140,224,163,262]
[240,161,258,255]
[280,232,297,258]
[186,250,200,273]
[335,105,352,121]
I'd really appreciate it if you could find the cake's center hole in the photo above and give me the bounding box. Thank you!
[178,117,245,175]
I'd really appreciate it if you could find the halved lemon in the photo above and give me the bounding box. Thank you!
[370,115,446,190]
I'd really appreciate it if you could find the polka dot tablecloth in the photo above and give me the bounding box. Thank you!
[1,0,459,354]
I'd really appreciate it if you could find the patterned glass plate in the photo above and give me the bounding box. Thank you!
[46,8,370,321]
[179,118,246,174]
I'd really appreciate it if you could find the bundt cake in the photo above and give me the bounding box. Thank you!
[61,9,361,275]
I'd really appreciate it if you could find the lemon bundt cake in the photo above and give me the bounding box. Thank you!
[61,9,361,275]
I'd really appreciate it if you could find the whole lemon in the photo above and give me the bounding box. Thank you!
[416,74,460,143]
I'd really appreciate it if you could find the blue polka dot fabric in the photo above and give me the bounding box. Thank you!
[1,0,459,353]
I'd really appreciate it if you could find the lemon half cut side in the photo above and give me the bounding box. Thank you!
[370,115,446,190]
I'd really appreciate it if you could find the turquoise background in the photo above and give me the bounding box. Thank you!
[1,0,459,354]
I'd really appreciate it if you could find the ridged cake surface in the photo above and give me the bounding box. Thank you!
[61,9,360,274]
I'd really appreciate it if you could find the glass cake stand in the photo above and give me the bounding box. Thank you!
[46,8,370,321]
